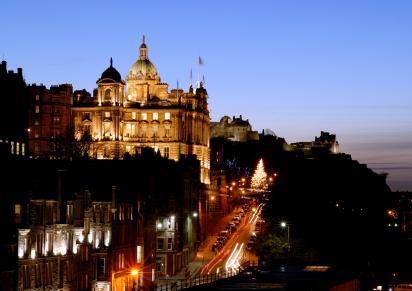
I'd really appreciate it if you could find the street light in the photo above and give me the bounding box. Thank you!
[280,221,290,263]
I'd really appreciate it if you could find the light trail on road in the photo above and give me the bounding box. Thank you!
[200,208,260,276]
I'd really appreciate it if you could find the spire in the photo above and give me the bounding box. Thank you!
[139,35,148,60]
[110,57,113,67]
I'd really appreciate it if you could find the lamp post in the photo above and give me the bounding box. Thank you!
[280,221,290,263]
[131,269,139,291]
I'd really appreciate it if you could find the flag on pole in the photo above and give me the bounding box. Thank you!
[190,68,193,82]
[198,56,204,65]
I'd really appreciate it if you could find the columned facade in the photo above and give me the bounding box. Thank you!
[72,38,210,183]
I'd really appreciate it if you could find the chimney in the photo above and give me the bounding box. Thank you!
[1,60,6,74]
[17,68,23,78]
[240,115,242,120]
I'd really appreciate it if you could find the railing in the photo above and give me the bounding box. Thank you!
[154,261,254,291]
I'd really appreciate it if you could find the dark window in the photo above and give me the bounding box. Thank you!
[157,238,164,250]
[97,258,105,276]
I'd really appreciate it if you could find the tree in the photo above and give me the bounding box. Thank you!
[251,158,268,190]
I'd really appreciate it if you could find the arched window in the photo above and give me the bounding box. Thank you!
[104,89,111,102]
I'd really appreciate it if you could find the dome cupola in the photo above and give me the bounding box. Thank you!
[99,58,122,83]
[128,35,158,79]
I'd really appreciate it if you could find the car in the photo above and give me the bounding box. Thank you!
[220,230,229,238]
[216,236,226,244]
[247,241,254,250]
[212,242,220,251]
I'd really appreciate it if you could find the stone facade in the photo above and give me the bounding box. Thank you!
[71,38,210,184]
[27,84,73,158]
[211,115,259,142]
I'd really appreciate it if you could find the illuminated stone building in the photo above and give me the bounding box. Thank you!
[290,131,339,155]
[72,37,211,183]
[27,84,73,158]
[211,115,259,142]
[16,187,144,291]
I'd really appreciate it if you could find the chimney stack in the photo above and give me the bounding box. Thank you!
[1,60,6,74]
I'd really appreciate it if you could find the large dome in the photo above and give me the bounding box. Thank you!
[128,59,157,76]
[128,36,158,78]
[99,58,122,82]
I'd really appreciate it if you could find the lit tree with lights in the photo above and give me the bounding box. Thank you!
[251,158,268,190]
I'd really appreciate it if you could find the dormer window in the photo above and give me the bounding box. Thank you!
[153,112,158,120]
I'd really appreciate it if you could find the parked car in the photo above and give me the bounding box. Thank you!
[212,242,220,251]
[220,230,230,238]
[217,236,226,244]
[247,241,254,250]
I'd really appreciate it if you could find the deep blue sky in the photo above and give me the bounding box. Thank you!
[2,1,411,190]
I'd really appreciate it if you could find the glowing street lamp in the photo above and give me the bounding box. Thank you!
[280,221,290,262]
[131,269,138,276]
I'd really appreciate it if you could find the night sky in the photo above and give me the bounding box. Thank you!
[2,0,411,190]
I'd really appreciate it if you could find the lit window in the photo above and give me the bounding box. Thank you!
[132,112,136,119]
[35,94,40,101]
[35,120,39,126]
[165,124,171,137]
[126,124,131,130]
[152,125,158,137]
[141,113,147,120]
[164,147,169,158]
[137,245,143,263]
[35,106,40,113]
[153,112,158,120]
[118,253,124,269]
[141,124,147,137]
[15,204,21,215]
[16,142,20,155]
[105,112,110,118]
[10,141,14,154]
[165,112,171,120]
[22,143,25,155]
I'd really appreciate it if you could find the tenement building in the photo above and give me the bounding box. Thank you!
[71,37,211,183]
[27,84,73,158]
[0,60,28,158]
